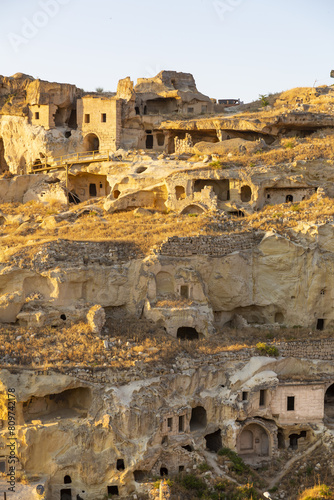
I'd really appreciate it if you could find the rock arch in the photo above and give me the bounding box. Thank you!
[180,204,205,215]
[237,422,270,458]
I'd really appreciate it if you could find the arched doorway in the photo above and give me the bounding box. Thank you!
[286,195,293,203]
[275,312,284,324]
[156,271,175,298]
[325,383,334,422]
[160,467,168,477]
[238,423,270,458]
[240,185,252,202]
[84,133,99,152]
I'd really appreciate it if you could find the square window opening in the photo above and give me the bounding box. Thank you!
[259,389,266,407]
[116,459,125,471]
[35,112,40,120]
[242,391,248,401]
[108,485,119,497]
[101,113,107,123]
[179,415,185,432]
[287,396,295,411]
[167,417,173,430]
[85,114,90,124]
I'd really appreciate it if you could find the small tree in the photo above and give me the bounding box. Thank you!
[259,94,269,107]
[95,87,104,93]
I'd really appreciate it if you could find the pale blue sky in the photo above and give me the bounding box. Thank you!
[1,0,333,102]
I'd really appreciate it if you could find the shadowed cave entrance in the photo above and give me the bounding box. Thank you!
[190,406,207,431]
[177,327,199,340]
[107,485,119,496]
[205,429,222,452]
[23,387,91,423]
[60,490,72,500]
[0,138,9,172]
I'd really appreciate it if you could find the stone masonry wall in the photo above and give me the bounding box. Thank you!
[276,339,334,360]
[9,240,143,271]
[157,232,263,257]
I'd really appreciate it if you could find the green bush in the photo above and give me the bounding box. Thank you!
[305,465,313,476]
[256,342,279,357]
[233,483,260,500]
[198,462,211,472]
[209,161,222,169]
[217,448,249,475]
[179,474,208,497]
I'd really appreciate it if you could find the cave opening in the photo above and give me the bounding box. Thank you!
[177,327,199,340]
[190,406,207,431]
[205,429,222,452]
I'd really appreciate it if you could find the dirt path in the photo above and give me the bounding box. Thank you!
[267,439,322,491]
[203,450,240,485]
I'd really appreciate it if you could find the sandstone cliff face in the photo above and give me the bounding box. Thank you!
[0,355,332,499]
[0,73,78,117]
[0,115,83,174]
[1,223,334,332]
[0,73,83,173]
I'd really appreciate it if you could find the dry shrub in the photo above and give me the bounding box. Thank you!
[298,484,334,500]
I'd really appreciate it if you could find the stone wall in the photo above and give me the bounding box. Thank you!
[28,104,56,130]
[277,339,334,360]
[77,96,121,152]
[174,133,194,155]
[10,240,143,271]
[271,383,324,424]
[157,233,263,257]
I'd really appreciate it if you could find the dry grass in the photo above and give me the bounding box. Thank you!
[0,317,330,371]
[257,443,334,499]
[207,129,334,169]
[245,194,334,233]
[2,191,334,264]
[298,484,334,500]
[0,201,220,261]
[229,86,334,117]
